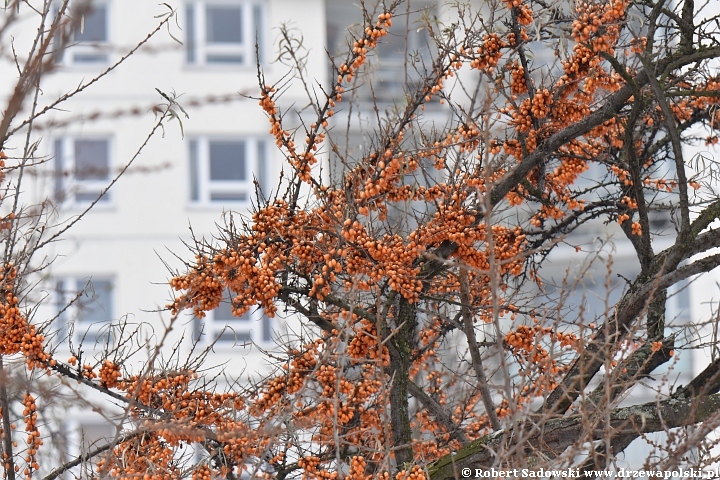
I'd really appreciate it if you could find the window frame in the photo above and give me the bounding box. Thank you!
[195,290,273,347]
[53,1,111,66]
[54,136,113,207]
[185,0,264,67]
[54,276,115,347]
[326,1,435,102]
[370,23,433,101]
[188,136,267,207]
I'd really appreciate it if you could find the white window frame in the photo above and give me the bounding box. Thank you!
[61,415,124,476]
[54,1,111,66]
[54,276,115,347]
[196,292,273,347]
[189,136,266,206]
[65,417,115,454]
[185,0,264,66]
[54,136,113,206]
[341,1,435,102]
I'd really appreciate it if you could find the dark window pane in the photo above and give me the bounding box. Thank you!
[262,315,272,342]
[55,280,67,322]
[186,5,196,63]
[78,422,113,452]
[253,4,263,62]
[72,53,108,63]
[77,279,113,324]
[73,6,107,42]
[209,141,245,180]
[214,295,233,322]
[217,330,252,343]
[75,140,109,180]
[206,54,244,63]
[80,329,113,347]
[214,290,251,322]
[189,140,199,201]
[257,140,267,193]
[52,6,65,62]
[210,192,248,202]
[75,191,109,203]
[206,6,242,44]
[54,140,64,202]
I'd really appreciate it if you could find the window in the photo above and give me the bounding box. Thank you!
[185,1,264,65]
[61,417,117,475]
[189,137,267,205]
[54,137,111,205]
[371,20,433,101]
[326,1,435,102]
[55,277,115,347]
[195,289,272,345]
[54,2,110,64]
[540,258,638,326]
[73,420,114,453]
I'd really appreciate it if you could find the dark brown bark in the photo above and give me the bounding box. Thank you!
[428,393,720,479]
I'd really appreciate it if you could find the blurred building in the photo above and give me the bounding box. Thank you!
[0,0,701,472]
[1,0,327,466]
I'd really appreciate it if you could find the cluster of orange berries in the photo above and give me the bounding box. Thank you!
[630,36,647,54]
[215,420,267,466]
[643,177,677,193]
[192,466,213,480]
[359,154,406,200]
[509,99,534,133]
[122,371,244,432]
[412,432,454,462]
[0,212,15,232]
[82,363,97,380]
[550,98,592,127]
[100,433,179,479]
[0,267,51,370]
[347,320,390,366]
[548,158,589,193]
[99,360,122,388]
[571,0,626,44]
[168,256,224,318]
[559,44,601,86]
[346,456,370,480]
[505,325,576,376]
[621,195,638,210]
[469,34,506,74]
[396,465,427,480]
[22,393,41,479]
[254,341,322,414]
[515,3,534,25]
[531,89,553,119]
[345,12,392,72]
[298,456,325,479]
[424,76,445,103]
[455,123,482,152]
[610,165,633,186]
[509,63,528,95]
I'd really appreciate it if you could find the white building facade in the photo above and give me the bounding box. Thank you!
[1,0,328,463]
[0,0,710,473]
